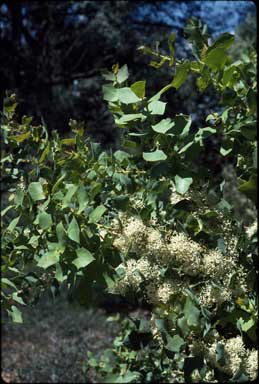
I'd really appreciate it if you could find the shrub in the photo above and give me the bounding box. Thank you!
[1,19,257,382]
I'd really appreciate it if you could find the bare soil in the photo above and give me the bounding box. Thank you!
[1,294,119,383]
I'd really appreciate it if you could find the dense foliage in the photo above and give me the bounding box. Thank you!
[1,19,257,382]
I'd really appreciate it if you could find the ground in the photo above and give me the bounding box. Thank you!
[1,293,119,383]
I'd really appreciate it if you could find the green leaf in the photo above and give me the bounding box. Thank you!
[117,64,129,84]
[204,34,234,71]
[168,33,176,62]
[55,263,65,282]
[166,334,185,352]
[115,113,146,125]
[173,114,192,137]
[102,85,118,102]
[117,88,141,104]
[114,150,130,162]
[204,49,227,71]
[12,292,26,305]
[184,297,200,327]
[215,343,226,366]
[207,33,234,53]
[2,278,17,289]
[77,187,89,214]
[62,184,78,208]
[6,216,20,232]
[237,317,255,333]
[143,149,167,162]
[39,142,50,164]
[56,221,66,243]
[149,84,173,102]
[104,372,140,383]
[28,182,45,201]
[38,212,53,230]
[151,118,175,134]
[14,190,24,207]
[174,175,193,195]
[89,205,107,223]
[68,216,80,243]
[37,249,60,269]
[238,175,257,203]
[72,247,95,269]
[148,100,167,115]
[7,305,23,323]
[172,62,190,89]
[130,80,146,98]
[9,131,30,143]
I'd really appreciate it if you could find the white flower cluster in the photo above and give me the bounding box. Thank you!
[167,232,204,276]
[207,336,247,376]
[129,195,146,210]
[198,283,232,307]
[245,349,258,381]
[111,257,160,295]
[112,214,247,308]
[245,219,258,240]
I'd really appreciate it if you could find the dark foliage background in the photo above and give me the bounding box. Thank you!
[0,1,256,145]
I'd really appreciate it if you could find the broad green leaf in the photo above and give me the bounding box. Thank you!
[9,131,30,143]
[115,113,146,125]
[12,292,26,305]
[38,212,52,230]
[89,205,107,223]
[148,100,167,115]
[6,216,20,232]
[238,317,255,333]
[102,85,118,102]
[143,149,167,162]
[178,141,194,154]
[117,64,129,84]
[222,65,236,87]
[174,175,193,195]
[1,205,14,217]
[184,297,200,327]
[55,263,66,282]
[39,142,50,164]
[172,62,190,89]
[204,49,227,71]
[114,150,130,162]
[51,173,66,193]
[195,127,216,140]
[149,84,173,102]
[72,247,95,269]
[173,114,192,137]
[2,278,17,289]
[104,372,140,383]
[102,70,116,81]
[7,305,23,323]
[151,118,175,134]
[207,33,234,54]
[61,138,76,146]
[168,33,176,62]
[56,221,66,243]
[14,190,24,207]
[77,187,88,214]
[238,175,257,203]
[62,184,78,208]
[37,249,60,269]
[166,334,185,353]
[130,80,146,98]
[68,216,80,243]
[112,172,131,187]
[28,182,45,201]
[117,88,141,104]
